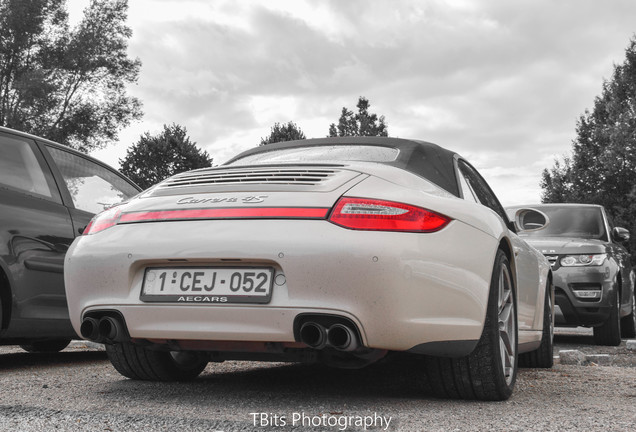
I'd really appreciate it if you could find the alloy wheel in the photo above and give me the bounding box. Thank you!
[498,263,516,386]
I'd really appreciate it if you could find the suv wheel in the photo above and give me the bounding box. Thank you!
[106,342,208,381]
[593,290,622,346]
[425,250,517,400]
[620,289,636,338]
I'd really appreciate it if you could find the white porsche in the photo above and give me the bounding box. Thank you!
[64,137,553,400]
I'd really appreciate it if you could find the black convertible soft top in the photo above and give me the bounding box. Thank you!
[225,137,460,197]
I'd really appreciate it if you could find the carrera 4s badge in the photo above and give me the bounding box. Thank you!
[177,195,268,205]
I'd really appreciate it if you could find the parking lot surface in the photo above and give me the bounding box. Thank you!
[0,330,635,431]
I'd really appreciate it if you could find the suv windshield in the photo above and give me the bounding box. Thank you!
[514,205,607,241]
[228,145,399,165]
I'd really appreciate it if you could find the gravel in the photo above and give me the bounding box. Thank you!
[554,327,636,366]
[558,350,587,365]
[0,330,634,431]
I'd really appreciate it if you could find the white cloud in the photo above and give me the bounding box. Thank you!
[74,0,636,205]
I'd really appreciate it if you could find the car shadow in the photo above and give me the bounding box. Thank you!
[554,333,596,346]
[100,355,437,403]
[0,350,107,370]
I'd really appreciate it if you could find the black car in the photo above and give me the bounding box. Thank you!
[0,126,140,352]
[507,203,636,345]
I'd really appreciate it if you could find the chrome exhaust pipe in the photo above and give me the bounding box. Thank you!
[327,324,358,351]
[98,316,125,343]
[299,322,327,349]
[80,317,102,342]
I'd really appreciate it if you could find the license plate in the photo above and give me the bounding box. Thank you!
[141,267,274,304]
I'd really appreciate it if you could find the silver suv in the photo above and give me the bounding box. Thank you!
[507,203,635,346]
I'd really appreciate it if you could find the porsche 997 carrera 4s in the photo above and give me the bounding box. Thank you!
[64,137,553,401]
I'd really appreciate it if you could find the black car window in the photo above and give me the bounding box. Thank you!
[457,160,508,222]
[0,133,56,199]
[516,206,607,241]
[226,139,461,196]
[230,145,400,165]
[45,146,138,214]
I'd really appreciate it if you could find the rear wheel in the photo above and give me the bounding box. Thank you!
[519,281,554,368]
[425,250,517,400]
[20,339,71,353]
[105,342,208,381]
[620,289,636,338]
[593,289,622,346]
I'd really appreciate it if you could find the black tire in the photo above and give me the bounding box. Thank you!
[20,339,71,353]
[425,250,517,401]
[519,281,554,368]
[593,289,622,346]
[105,342,208,381]
[620,289,636,338]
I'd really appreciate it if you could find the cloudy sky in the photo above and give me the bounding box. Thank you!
[70,0,636,205]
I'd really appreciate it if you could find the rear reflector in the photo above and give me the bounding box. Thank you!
[83,206,331,234]
[119,207,329,223]
[328,197,451,232]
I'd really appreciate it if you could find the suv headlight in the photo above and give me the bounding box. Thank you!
[560,254,607,267]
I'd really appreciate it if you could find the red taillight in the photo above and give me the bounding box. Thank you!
[83,207,122,235]
[328,197,451,232]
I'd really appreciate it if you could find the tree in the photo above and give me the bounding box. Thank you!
[541,36,636,256]
[328,96,388,137]
[119,124,212,189]
[260,121,306,145]
[0,0,142,153]
[540,158,572,203]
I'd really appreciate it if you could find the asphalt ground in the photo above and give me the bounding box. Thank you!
[0,329,634,431]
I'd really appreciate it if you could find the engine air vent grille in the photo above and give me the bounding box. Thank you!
[160,168,339,188]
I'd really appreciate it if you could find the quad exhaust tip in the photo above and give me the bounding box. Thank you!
[98,316,123,343]
[327,323,357,352]
[299,322,327,349]
[80,315,128,344]
[79,317,101,342]
[299,321,359,351]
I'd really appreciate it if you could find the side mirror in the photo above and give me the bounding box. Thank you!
[611,227,630,243]
[513,208,549,233]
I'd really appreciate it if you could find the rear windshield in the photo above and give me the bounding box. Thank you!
[229,145,399,165]
[513,206,607,241]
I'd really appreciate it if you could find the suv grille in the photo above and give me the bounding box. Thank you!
[160,168,339,188]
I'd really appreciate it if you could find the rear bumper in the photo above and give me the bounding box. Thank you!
[65,218,498,355]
